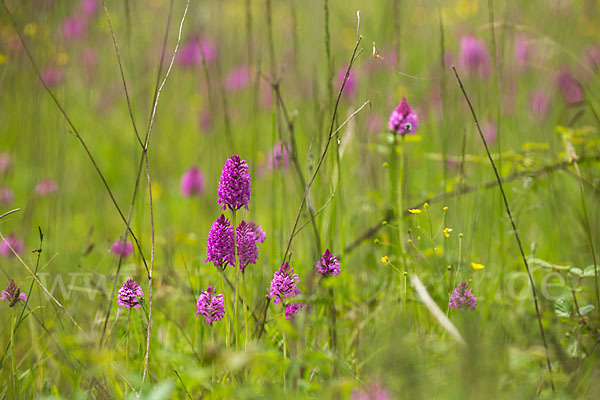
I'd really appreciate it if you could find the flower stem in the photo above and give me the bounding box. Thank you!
[232,210,239,351]
[243,271,249,349]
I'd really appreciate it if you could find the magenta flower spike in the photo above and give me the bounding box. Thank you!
[459,35,492,78]
[269,262,300,305]
[236,221,258,270]
[0,279,27,307]
[0,234,23,257]
[388,98,418,135]
[180,166,205,197]
[117,279,144,308]
[196,285,225,325]
[285,303,307,320]
[217,154,251,211]
[315,249,341,277]
[449,281,477,312]
[110,240,134,258]
[206,214,235,268]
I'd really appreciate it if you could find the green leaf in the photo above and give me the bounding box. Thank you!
[582,265,598,278]
[555,298,572,318]
[579,305,595,316]
[529,258,570,270]
[570,267,583,276]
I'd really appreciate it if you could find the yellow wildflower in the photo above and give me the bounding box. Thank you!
[443,227,453,238]
[408,209,421,214]
[381,256,389,263]
[471,262,485,270]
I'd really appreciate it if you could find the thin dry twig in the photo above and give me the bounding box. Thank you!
[452,65,555,392]
[258,13,364,338]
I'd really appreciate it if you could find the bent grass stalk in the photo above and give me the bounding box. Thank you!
[452,66,555,392]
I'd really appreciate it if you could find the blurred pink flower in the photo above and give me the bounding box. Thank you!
[40,66,64,87]
[482,121,497,145]
[0,234,23,257]
[81,0,98,17]
[62,15,87,40]
[514,34,535,69]
[82,47,97,67]
[583,45,600,71]
[0,188,14,205]
[177,37,217,67]
[337,67,356,98]
[199,109,212,132]
[224,66,250,92]
[35,179,58,196]
[111,240,133,258]
[180,166,205,197]
[530,90,551,119]
[558,71,584,105]
[459,35,492,78]
[267,142,290,171]
[352,380,391,400]
[0,153,13,175]
[367,115,383,134]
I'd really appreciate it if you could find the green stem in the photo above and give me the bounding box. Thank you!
[232,210,239,351]
[220,270,230,350]
[243,271,249,349]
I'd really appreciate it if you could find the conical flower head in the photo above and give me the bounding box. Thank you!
[196,285,225,324]
[111,239,133,258]
[285,302,307,319]
[248,221,266,244]
[449,281,477,312]
[269,262,300,305]
[237,220,258,270]
[217,154,251,211]
[117,279,144,308]
[0,279,27,307]
[388,98,418,135]
[0,234,23,257]
[206,214,235,268]
[180,165,205,197]
[315,248,340,277]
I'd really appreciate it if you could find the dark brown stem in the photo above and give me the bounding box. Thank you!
[452,65,555,392]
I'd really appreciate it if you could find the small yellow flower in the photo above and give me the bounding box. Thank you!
[443,227,453,238]
[471,262,485,270]
[381,256,389,263]
[56,52,69,65]
[417,235,421,241]
[443,206,448,211]
[382,221,388,226]
[382,162,389,168]
[24,23,37,37]
[458,233,464,238]
[408,209,421,214]
[0,54,6,65]
[408,238,413,244]
[423,202,429,209]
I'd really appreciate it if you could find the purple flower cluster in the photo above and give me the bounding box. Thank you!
[267,142,290,171]
[217,154,251,211]
[285,303,307,320]
[269,262,300,305]
[248,221,266,244]
[111,239,134,258]
[236,221,258,270]
[196,285,225,325]
[315,249,341,277]
[388,98,418,135]
[206,214,235,268]
[449,281,477,312]
[1,279,27,307]
[459,35,492,78]
[206,215,263,270]
[117,279,144,308]
[352,380,391,400]
[180,166,205,197]
[0,234,23,257]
